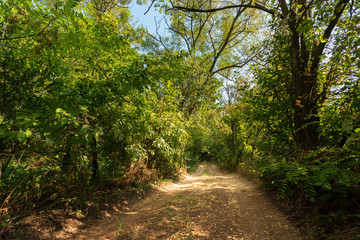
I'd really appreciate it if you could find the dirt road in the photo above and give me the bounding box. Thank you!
[72,163,312,240]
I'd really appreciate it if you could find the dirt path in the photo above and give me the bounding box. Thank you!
[74,163,313,240]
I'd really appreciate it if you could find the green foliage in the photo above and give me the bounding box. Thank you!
[184,106,231,168]
[260,148,360,206]
[182,4,360,230]
[1,1,359,235]
[0,0,198,223]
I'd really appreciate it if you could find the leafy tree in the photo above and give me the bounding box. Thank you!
[0,0,195,221]
[169,0,358,150]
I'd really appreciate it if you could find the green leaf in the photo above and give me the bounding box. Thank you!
[321,183,332,191]
[85,133,93,143]
[342,118,353,132]
[56,108,64,113]
[17,131,27,141]
[25,129,32,138]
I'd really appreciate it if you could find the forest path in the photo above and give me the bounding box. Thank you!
[74,163,312,240]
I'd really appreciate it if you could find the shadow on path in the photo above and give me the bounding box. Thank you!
[74,163,313,240]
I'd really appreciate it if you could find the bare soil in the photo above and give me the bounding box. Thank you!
[71,163,314,240]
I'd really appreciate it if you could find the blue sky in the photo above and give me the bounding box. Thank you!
[129,2,167,34]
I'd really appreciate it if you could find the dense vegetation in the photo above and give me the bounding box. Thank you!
[1,0,359,237]
[0,0,193,221]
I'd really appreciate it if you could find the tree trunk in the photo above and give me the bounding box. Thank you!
[91,138,99,182]
[62,135,72,173]
[292,60,320,149]
[293,97,319,149]
[290,0,349,150]
[288,2,320,150]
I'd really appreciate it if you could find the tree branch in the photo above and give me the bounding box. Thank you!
[144,0,156,15]
[193,13,212,49]
[2,17,58,41]
[169,2,275,15]
[278,0,289,16]
[310,0,349,74]
[210,56,252,77]
[209,7,246,74]
[294,0,315,30]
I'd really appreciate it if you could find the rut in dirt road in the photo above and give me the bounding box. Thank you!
[80,164,313,240]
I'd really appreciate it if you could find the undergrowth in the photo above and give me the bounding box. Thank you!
[259,147,360,238]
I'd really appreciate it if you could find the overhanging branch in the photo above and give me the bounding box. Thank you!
[169,1,275,15]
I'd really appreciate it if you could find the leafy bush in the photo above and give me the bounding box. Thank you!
[260,148,360,208]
